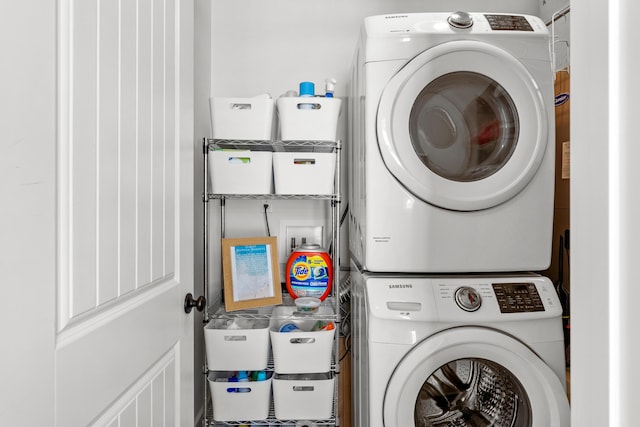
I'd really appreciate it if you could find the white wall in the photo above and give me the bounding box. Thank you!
[210,0,539,100]
[570,2,609,426]
[0,1,57,423]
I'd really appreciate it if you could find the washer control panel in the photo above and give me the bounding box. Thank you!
[492,282,545,313]
[435,277,557,320]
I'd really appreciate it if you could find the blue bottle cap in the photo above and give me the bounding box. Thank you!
[237,371,249,382]
[299,81,315,97]
[279,322,300,333]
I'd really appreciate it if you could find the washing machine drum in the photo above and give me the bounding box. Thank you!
[377,40,549,211]
[415,358,530,426]
[383,328,570,427]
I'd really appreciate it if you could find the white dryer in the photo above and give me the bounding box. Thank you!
[348,12,555,272]
[351,266,570,427]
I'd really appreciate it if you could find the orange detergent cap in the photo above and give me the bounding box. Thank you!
[323,322,335,331]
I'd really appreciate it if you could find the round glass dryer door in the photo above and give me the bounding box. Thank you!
[409,72,518,183]
[377,40,549,211]
[383,328,570,427]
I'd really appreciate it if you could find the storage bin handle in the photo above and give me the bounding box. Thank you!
[292,386,315,392]
[289,337,316,344]
[225,387,252,393]
[297,102,321,110]
[227,156,251,164]
[230,103,252,110]
[293,158,316,165]
[223,335,247,341]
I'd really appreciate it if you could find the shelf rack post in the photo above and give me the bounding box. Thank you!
[202,137,210,426]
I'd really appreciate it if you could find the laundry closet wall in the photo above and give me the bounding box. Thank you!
[205,0,540,300]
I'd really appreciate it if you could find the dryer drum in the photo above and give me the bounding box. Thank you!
[414,358,532,427]
[408,71,520,183]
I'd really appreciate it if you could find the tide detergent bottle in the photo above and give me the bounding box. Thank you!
[285,243,333,301]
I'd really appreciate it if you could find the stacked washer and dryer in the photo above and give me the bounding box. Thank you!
[348,12,570,427]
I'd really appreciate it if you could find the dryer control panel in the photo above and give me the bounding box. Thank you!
[484,14,534,31]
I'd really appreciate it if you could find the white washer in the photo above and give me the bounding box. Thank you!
[348,12,555,272]
[351,267,570,427]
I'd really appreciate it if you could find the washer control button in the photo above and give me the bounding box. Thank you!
[448,11,473,29]
[454,286,482,311]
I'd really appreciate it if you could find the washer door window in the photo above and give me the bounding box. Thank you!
[415,358,530,426]
[377,40,549,211]
[383,328,570,427]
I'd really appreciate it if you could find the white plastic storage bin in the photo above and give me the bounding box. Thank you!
[273,373,335,420]
[204,317,270,371]
[210,96,274,140]
[273,152,336,195]
[269,305,335,374]
[277,97,342,141]
[208,371,272,422]
[209,150,273,194]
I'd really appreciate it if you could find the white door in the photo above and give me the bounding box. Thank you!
[0,0,196,425]
[383,328,570,426]
[377,40,549,211]
[56,0,196,425]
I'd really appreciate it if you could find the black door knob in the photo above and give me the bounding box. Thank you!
[184,293,206,313]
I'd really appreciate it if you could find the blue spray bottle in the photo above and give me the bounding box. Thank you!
[324,78,337,98]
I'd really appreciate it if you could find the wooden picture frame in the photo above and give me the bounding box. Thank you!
[221,236,282,311]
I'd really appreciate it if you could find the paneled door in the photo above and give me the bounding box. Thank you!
[56,0,195,425]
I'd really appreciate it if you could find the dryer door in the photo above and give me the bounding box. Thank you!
[377,40,549,211]
[383,327,569,427]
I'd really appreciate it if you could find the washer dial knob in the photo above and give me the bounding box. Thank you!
[455,286,482,311]
[448,11,473,29]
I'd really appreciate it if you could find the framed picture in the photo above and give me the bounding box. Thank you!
[221,236,282,311]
